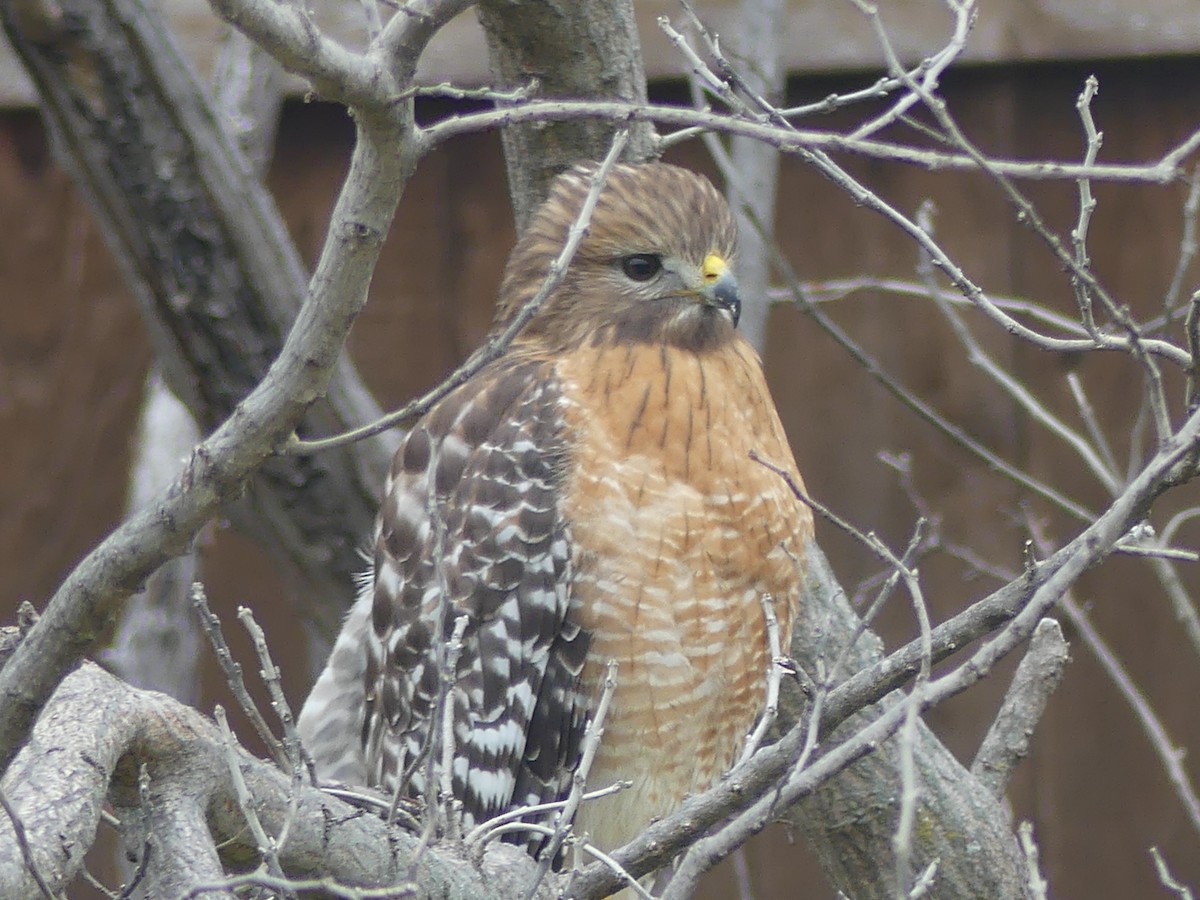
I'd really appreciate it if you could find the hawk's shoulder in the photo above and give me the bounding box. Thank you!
[365,352,591,824]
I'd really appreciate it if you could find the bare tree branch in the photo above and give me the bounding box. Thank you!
[0,662,553,898]
[970,619,1071,798]
[0,0,459,773]
[421,98,1200,186]
[102,371,205,706]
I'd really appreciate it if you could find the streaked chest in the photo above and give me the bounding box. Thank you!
[553,338,811,659]
[551,337,813,845]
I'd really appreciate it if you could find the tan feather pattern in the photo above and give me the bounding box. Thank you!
[553,336,809,851]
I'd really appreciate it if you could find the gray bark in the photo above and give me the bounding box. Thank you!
[475,0,658,229]
[0,657,554,899]
[105,19,290,704]
[970,618,1070,798]
[103,370,205,705]
[782,546,1030,899]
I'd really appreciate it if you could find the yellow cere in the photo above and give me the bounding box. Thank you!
[702,252,728,283]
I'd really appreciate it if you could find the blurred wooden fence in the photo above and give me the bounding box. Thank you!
[3,56,1200,897]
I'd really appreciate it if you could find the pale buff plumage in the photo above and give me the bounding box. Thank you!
[555,337,808,851]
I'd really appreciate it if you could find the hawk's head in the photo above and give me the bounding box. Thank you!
[496,162,742,353]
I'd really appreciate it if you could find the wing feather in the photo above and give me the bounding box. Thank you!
[361,356,590,828]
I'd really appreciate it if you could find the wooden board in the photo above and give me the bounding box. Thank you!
[3,0,1200,105]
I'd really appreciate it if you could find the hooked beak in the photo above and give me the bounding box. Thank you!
[699,252,741,326]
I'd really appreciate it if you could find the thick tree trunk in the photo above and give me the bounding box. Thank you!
[475,0,658,229]
[783,546,1029,898]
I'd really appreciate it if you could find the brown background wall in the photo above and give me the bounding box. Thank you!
[3,58,1200,896]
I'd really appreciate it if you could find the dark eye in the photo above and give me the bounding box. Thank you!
[621,254,663,282]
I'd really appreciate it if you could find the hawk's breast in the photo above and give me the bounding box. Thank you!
[554,336,812,851]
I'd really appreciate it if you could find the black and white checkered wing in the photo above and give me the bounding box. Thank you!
[360,357,591,825]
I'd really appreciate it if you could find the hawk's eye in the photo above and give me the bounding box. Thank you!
[621,254,663,282]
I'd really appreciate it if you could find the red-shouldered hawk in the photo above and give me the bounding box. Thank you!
[298,161,813,874]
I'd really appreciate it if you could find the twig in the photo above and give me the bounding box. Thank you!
[778,74,898,118]
[892,682,930,897]
[889,547,933,900]
[1071,76,1103,337]
[192,585,288,770]
[287,128,631,455]
[0,784,58,899]
[80,867,120,900]
[739,595,784,763]
[464,782,629,852]
[969,619,1070,798]
[1113,540,1199,562]
[1144,526,1200,661]
[574,837,654,900]
[1162,164,1200,317]
[1127,396,1154,484]
[237,607,317,783]
[524,660,619,899]
[1018,822,1050,900]
[184,871,417,899]
[214,706,294,899]
[1150,847,1194,900]
[1187,290,1200,412]
[1066,372,1122,484]
[1160,506,1200,545]
[908,859,938,899]
[766,277,1190,368]
[438,615,470,842]
[391,79,539,103]
[483,821,652,899]
[1055,592,1200,843]
[236,607,310,863]
[419,98,1195,186]
[318,786,422,832]
[830,520,926,686]
[1144,526,1200,663]
[657,16,741,111]
[847,0,973,142]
